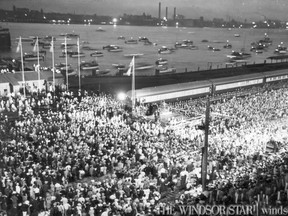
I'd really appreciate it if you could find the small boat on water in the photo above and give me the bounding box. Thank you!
[81,46,98,51]
[189,45,199,50]
[80,60,99,70]
[114,64,127,73]
[144,40,155,46]
[96,27,105,32]
[274,43,287,54]
[138,37,149,42]
[227,51,251,60]
[108,46,123,52]
[155,58,168,66]
[33,50,47,55]
[117,36,125,40]
[23,53,45,61]
[207,45,214,50]
[66,33,80,38]
[61,43,77,48]
[158,46,174,54]
[125,38,138,44]
[69,52,85,58]
[124,53,144,58]
[175,40,193,48]
[255,50,263,54]
[42,42,52,49]
[234,34,240,37]
[55,63,72,71]
[90,51,104,57]
[158,67,176,74]
[103,45,120,50]
[43,36,56,41]
[223,43,232,49]
[135,63,154,71]
[112,63,125,68]
[213,48,221,52]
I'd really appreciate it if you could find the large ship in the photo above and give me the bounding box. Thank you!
[0,27,11,50]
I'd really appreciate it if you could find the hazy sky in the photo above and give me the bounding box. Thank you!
[1,0,288,21]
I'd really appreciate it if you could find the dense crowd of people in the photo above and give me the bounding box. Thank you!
[0,81,288,216]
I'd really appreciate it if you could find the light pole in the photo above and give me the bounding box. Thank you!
[201,97,210,191]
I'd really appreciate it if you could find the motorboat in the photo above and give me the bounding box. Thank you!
[61,43,77,48]
[43,36,56,41]
[158,46,174,54]
[107,46,123,52]
[234,34,240,37]
[117,36,125,40]
[255,50,263,54]
[112,63,125,68]
[80,60,99,70]
[155,58,168,66]
[125,38,138,44]
[138,37,149,42]
[82,46,98,51]
[175,40,193,48]
[227,51,251,60]
[90,51,104,57]
[251,34,273,51]
[103,44,119,50]
[96,27,105,32]
[42,42,52,49]
[124,53,144,58]
[23,53,44,61]
[158,67,176,74]
[55,63,72,71]
[135,63,154,71]
[223,43,232,49]
[33,50,47,55]
[189,45,199,50]
[69,52,85,58]
[66,33,80,38]
[113,64,127,73]
[207,45,214,51]
[144,40,154,46]
[274,43,287,54]
[213,48,221,52]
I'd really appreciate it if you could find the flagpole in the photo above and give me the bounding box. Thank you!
[19,37,26,98]
[51,37,55,92]
[65,36,69,91]
[77,37,81,91]
[36,37,40,92]
[131,56,135,113]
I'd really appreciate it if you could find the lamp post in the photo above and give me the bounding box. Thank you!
[201,97,210,191]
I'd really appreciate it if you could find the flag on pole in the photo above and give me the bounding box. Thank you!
[33,38,38,52]
[16,38,21,53]
[125,57,134,76]
[49,40,54,53]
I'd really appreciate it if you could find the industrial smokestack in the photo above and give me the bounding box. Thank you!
[166,7,168,19]
[158,2,161,20]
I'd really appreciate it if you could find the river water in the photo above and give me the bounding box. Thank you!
[1,22,288,75]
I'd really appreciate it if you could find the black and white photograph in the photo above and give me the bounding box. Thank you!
[0,0,288,215]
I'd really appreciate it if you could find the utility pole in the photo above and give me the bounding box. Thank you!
[201,97,210,191]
